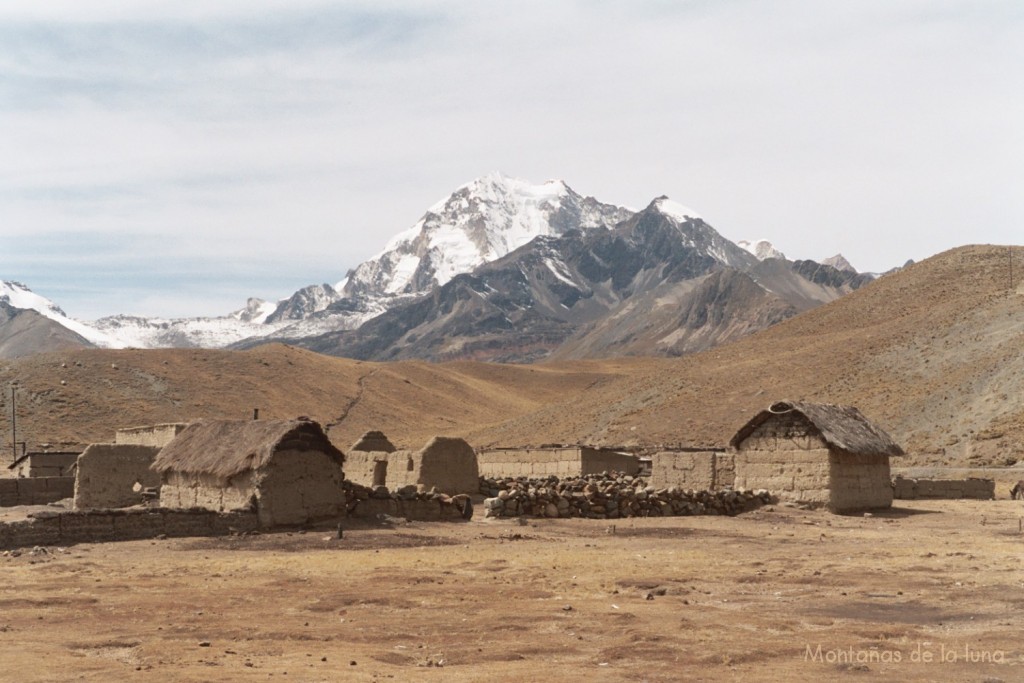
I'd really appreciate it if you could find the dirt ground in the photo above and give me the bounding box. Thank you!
[2,499,1023,683]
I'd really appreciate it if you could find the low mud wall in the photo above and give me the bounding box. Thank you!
[0,477,75,507]
[893,476,995,500]
[480,474,772,519]
[0,508,259,550]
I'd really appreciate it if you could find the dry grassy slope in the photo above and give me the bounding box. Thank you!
[0,245,1020,466]
[0,344,630,453]
[468,245,1024,466]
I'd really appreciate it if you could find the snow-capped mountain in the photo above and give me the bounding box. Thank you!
[295,196,869,363]
[738,239,787,261]
[340,172,632,299]
[0,173,878,360]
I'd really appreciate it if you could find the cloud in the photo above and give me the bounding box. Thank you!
[0,0,1021,317]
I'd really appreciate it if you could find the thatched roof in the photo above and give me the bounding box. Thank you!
[152,419,344,479]
[729,401,904,457]
[350,430,396,453]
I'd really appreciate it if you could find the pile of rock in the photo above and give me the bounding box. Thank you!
[480,473,772,519]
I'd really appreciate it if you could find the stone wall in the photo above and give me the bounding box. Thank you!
[480,473,772,519]
[650,450,735,490]
[73,444,162,510]
[478,447,639,478]
[893,476,995,500]
[0,508,259,550]
[342,481,471,522]
[115,423,188,448]
[0,477,75,507]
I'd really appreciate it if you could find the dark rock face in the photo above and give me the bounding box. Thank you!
[0,302,93,359]
[294,201,871,363]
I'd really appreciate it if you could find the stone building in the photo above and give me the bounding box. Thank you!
[346,435,478,495]
[730,400,903,512]
[153,419,345,527]
[476,446,639,479]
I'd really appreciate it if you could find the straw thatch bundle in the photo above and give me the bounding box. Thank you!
[152,419,344,480]
[729,400,904,457]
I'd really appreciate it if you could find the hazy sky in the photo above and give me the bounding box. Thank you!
[1,1,1021,319]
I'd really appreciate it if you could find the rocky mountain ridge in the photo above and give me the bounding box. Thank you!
[2,173,869,361]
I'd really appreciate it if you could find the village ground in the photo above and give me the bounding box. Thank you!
[1,498,1022,683]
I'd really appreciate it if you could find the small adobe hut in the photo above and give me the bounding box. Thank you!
[345,431,397,488]
[345,435,478,495]
[730,401,903,512]
[153,419,345,527]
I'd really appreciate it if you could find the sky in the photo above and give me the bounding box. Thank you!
[1,0,1021,319]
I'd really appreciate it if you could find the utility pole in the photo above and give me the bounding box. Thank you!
[10,382,16,464]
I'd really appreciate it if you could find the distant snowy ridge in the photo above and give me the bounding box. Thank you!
[10,173,848,352]
[738,239,787,261]
[0,281,125,348]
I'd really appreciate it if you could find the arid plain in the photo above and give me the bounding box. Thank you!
[2,498,1022,682]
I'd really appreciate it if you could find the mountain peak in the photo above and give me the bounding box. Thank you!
[652,196,702,222]
[822,254,857,273]
[738,239,787,261]
[341,174,630,299]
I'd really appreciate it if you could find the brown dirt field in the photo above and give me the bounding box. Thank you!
[2,500,1023,682]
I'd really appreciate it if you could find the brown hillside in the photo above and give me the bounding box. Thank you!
[0,245,1020,467]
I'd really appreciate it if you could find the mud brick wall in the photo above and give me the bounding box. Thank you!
[650,451,735,490]
[0,477,75,507]
[73,444,162,510]
[478,447,639,478]
[893,477,995,500]
[115,423,188,448]
[349,439,479,496]
[0,508,259,550]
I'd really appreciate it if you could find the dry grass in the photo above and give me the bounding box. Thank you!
[2,499,1022,681]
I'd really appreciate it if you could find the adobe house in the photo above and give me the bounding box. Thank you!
[153,419,345,527]
[730,401,903,512]
[7,450,80,478]
[345,431,397,488]
[477,446,639,478]
[346,435,478,495]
